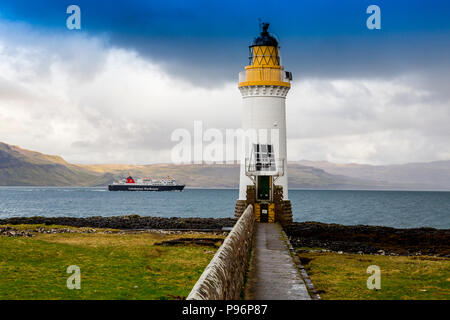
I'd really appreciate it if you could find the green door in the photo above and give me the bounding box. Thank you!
[257,176,271,200]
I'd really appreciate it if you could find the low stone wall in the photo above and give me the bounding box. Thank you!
[187,205,255,300]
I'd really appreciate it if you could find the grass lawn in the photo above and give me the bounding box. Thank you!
[0,225,223,300]
[298,250,450,300]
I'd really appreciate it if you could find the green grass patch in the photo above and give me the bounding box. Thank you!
[0,226,222,300]
[298,251,450,300]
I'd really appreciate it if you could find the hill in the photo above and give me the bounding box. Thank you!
[0,142,109,186]
[295,160,450,190]
[1,142,450,190]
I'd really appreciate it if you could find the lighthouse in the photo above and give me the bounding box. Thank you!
[234,22,293,224]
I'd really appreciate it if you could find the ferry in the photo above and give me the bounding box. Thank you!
[108,175,185,191]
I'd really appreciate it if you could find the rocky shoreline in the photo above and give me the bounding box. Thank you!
[0,215,236,231]
[285,222,450,257]
[1,216,449,257]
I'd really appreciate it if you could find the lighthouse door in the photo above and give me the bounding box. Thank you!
[257,176,271,201]
[259,203,269,223]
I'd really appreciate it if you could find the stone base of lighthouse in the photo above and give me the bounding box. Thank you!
[234,185,293,226]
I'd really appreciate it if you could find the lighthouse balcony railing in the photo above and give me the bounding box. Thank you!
[245,158,285,178]
[238,68,292,83]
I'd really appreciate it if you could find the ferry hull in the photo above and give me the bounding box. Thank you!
[108,185,185,191]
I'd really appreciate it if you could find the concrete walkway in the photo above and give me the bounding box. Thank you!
[244,223,311,300]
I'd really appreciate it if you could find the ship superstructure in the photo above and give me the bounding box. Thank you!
[108,176,185,191]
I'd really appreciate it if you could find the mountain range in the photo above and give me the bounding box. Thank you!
[1,142,449,190]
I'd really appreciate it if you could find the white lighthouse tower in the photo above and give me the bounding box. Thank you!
[234,23,293,224]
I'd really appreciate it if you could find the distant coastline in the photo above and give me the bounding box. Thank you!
[2,142,450,190]
[2,185,450,192]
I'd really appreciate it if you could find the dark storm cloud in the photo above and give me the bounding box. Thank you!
[1,0,450,164]
[1,0,450,85]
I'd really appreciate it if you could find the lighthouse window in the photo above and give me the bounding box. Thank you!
[253,144,276,171]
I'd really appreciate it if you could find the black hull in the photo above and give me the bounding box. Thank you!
[108,185,185,191]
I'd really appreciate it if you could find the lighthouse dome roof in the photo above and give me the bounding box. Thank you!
[251,23,278,47]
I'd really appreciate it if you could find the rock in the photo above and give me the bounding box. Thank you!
[284,221,450,257]
[0,216,236,231]
[0,226,34,237]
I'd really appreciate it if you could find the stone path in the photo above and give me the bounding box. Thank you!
[244,223,311,300]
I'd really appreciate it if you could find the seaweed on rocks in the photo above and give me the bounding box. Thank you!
[285,222,450,257]
[0,215,236,231]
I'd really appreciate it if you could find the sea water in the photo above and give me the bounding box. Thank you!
[0,187,448,229]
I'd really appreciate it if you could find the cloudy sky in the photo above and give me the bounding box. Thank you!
[0,0,449,165]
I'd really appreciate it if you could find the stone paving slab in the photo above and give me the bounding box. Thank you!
[244,223,311,300]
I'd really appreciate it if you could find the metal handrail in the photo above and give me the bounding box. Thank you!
[244,157,285,178]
